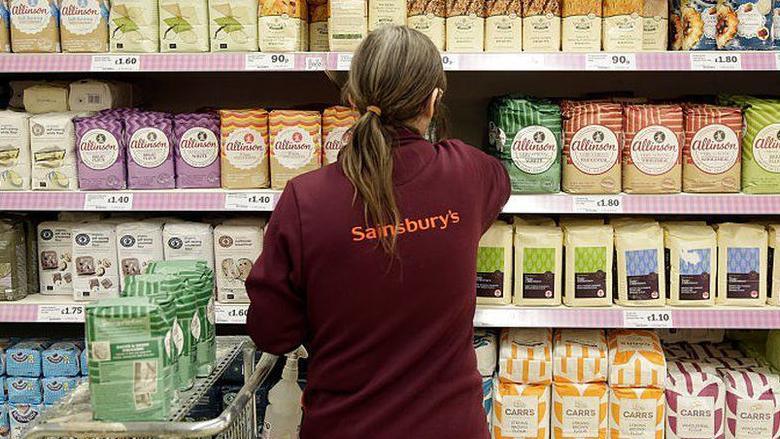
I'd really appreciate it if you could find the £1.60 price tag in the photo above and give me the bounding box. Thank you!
[38,305,85,323]
[246,53,295,70]
[586,53,636,71]
[91,55,141,72]
[225,192,274,211]
[84,193,134,211]
[215,305,248,324]
[623,310,673,328]
[690,53,742,70]
[572,195,623,214]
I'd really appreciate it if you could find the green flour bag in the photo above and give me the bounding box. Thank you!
[487,96,562,193]
[722,96,780,194]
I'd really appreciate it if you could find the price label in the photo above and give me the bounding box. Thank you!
[336,53,353,70]
[572,196,623,214]
[84,193,134,211]
[441,53,460,70]
[38,305,85,323]
[586,53,636,71]
[775,53,780,70]
[304,55,325,71]
[215,305,248,324]
[690,53,742,70]
[225,192,274,211]
[245,53,295,70]
[91,55,141,72]
[623,310,673,328]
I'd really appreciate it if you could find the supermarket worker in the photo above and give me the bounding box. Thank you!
[246,25,510,439]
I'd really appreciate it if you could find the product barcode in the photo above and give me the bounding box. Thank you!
[87,94,102,104]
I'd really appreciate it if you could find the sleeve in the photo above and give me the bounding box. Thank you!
[477,151,511,233]
[245,184,308,356]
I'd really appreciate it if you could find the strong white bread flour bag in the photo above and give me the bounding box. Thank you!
[115,221,164,291]
[71,223,120,301]
[716,223,768,307]
[214,224,262,303]
[37,221,74,296]
[163,221,215,272]
[614,222,666,307]
[513,225,562,306]
[498,328,553,385]
[664,224,717,306]
[563,224,613,307]
[553,329,608,384]
[477,221,513,305]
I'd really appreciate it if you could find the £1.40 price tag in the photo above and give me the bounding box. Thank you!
[572,196,623,214]
[586,53,636,71]
[690,53,742,70]
[225,192,274,211]
[91,55,141,72]
[38,305,85,323]
[215,305,248,324]
[623,310,673,328]
[246,53,295,70]
[84,193,134,211]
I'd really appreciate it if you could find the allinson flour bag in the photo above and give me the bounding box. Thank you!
[407,0,445,50]
[9,0,60,53]
[159,0,209,52]
[109,0,160,52]
[269,110,321,190]
[614,222,666,307]
[722,96,780,193]
[522,0,561,51]
[258,0,307,52]
[309,3,328,50]
[622,104,684,194]
[0,0,9,53]
[174,113,221,189]
[368,0,406,30]
[30,112,82,191]
[642,0,668,50]
[682,104,743,193]
[603,0,643,51]
[445,0,485,52]
[492,380,551,439]
[484,0,521,52]
[561,100,623,194]
[219,109,270,189]
[716,222,768,306]
[564,224,613,307]
[561,0,601,52]
[60,0,110,53]
[664,224,717,306]
[513,225,562,306]
[487,96,562,193]
[125,111,176,189]
[551,382,609,439]
[208,0,259,51]
[0,110,30,191]
[477,221,513,305]
[329,0,368,51]
[322,105,358,164]
[75,115,127,190]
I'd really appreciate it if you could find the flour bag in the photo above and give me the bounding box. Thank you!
[716,222,768,306]
[60,0,110,52]
[37,221,74,296]
[614,222,666,307]
[208,0,258,51]
[0,111,30,191]
[477,221,513,305]
[485,0,521,51]
[159,0,209,52]
[664,224,717,306]
[513,225,562,306]
[622,104,684,194]
[31,112,84,191]
[445,0,485,52]
[269,110,322,190]
[407,0,445,49]
[125,111,175,189]
[110,0,160,52]
[522,0,561,51]
[258,0,308,51]
[219,109,270,189]
[322,106,358,164]
[561,0,601,52]
[75,115,127,190]
[174,113,221,189]
[9,0,60,52]
[563,225,613,307]
[603,0,643,51]
[682,104,743,193]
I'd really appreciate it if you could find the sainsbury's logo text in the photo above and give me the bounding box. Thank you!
[352,210,460,242]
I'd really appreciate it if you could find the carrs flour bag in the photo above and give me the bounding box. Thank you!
[682,104,742,193]
[552,329,608,384]
[608,329,666,388]
[498,328,553,385]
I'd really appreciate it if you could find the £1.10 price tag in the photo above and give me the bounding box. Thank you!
[91,55,141,72]
[572,196,623,214]
[225,192,274,211]
[38,305,85,323]
[586,53,636,71]
[690,53,742,70]
[215,305,248,324]
[84,193,134,211]
[246,53,295,70]
[623,310,673,328]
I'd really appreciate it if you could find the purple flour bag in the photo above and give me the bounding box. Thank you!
[125,111,176,189]
[173,113,221,188]
[75,115,127,190]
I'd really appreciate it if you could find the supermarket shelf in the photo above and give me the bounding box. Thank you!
[0,51,778,73]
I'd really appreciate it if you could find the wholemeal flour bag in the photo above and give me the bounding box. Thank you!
[561,0,601,51]
[522,0,561,51]
[368,0,406,30]
[214,224,262,303]
[109,0,160,52]
[71,223,119,301]
[0,0,9,52]
[603,0,643,51]
[125,111,176,189]
[163,221,215,272]
[445,0,485,51]
[209,0,259,51]
[322,106,358,164]
[563,225,613,307]
[477,221,513,305]
[665,361,726,439]
[159,0,209,52]
[329,0,367,51]
[609,387,666,439]
[0,110,30,191]
[608,329,666,388]
[643,0,668,50]
[30,112,82,191]
[75,115,127,190]
[219,109,269,189]
[722,96,780,193]
[475,329,498,377]
[716,223,768,306]
[60,0,110,53]
[670,0,718,50]
[259,0,307,51]
[664,224,717,306]
[614,222,666,307]
[309,3,328,50]
[513,225,562,306]
[115,221,164,291]
[552,382,608,439]
[553,329,608,384]
[269,110,322,190]
[487,96,562,193]
[407,0,445,49]
[492,380,550,439]
[37,221,74,296]
[174,113,221,189]
[561,100,623,194]
[499,328,552,385]
[720,368,780,439]
[623,104,684,194]
[485,0,521,51]
[9,0,61,52]
[682,104,743,193]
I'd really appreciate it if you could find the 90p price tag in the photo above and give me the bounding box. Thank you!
[215,305,248,324]
[38,305,85,323]
[225,192,274,211]
[690,53,742,70]
[441,54,460,70]
[84,193,134,211]
[91,55,141,72]
[572,196,623,214]
[623,310,673,328]
[586,53,636,70]
[245,53,295,70]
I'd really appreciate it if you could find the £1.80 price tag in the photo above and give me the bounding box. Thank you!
[245,53,295,70]
[572,196,623,214]
[84,193,134,211]
[38,305,85,323]
[215,305,248,324]
[623,310,673,328]
[91,55,141,72]
[690,53,742,70]
[225,192,274,211]
[586,53,636,71]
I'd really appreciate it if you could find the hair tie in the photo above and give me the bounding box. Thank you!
[366,105,382,117]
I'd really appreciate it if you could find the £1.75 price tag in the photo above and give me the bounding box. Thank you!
[225,192,274,211]
[623,310,673,328]
[690,53,742,70]
[586,53,636,71]
[573,195,623,214]
[246,53,295,70]
[215,305,248,324]
[91,55,141,72]
[38,305,85,323]
[84,193,134,211]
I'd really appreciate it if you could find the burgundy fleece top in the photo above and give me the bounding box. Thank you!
[246,128,510,439]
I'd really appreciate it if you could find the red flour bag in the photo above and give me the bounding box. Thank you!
[682,104,742,193]
[623,104,684,194]
[561,100,623,194]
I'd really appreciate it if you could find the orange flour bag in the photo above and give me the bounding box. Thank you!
[219,109,270,189]
[322,106,358,165]
[269,110,321,190]
[622,104,684,194]
[682,104,742,193]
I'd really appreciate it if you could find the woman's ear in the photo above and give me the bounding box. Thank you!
[425,88,440,118]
